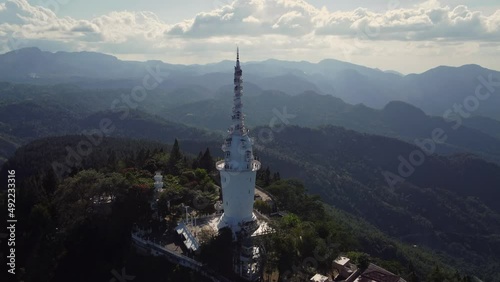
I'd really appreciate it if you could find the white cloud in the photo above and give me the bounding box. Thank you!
[242,15,259,23]
[0,0,499,73]
[316,3,500,41]
[0,0,172,53]
[159,0,500,42]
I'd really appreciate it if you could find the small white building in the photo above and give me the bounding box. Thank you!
[310,273,332,282]
[154,171,164,192]
[333,256,358,279]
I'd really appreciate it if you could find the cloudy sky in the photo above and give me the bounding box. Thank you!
[0,0,499,73]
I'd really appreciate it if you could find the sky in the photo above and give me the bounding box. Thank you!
[0,0,499,73]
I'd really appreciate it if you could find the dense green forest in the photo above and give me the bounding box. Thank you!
[0,137,212,281]
[250,125,500,281]
[0,82,218,164]
[257,179,478,282]
[1,135,496,281]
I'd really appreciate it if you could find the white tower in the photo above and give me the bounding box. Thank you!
[216,48,261,232]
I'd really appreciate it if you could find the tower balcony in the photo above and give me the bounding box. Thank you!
[216,160,238,171]
[216,160,226,171]
[250,160,261,171]
[216,160,260,171]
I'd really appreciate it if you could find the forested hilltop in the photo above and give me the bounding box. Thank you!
[1,133,498,281]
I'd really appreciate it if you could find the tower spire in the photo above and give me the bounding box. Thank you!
[231,47,245,135]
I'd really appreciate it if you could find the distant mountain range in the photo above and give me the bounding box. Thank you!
[2,81,500,166]
[163,90,500,162]
[1,47,499,121]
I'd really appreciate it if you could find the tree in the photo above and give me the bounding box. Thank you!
[198,228,217,244]
[199,148,214,173]
[157,191,171,218]
[254,199,272,214]
[199,227,233,275]
[428,266,447,282]
[166,139,182,175]
[264,167,271,186]
[257,166,272,187]
[54,170,131,228]
[136,148,147,165]
[346,252,371,270]
[42,168,58,196]
[192,151,203,169]
[272,172,281,183]
[408,261,420,282]
[108,150,117,168]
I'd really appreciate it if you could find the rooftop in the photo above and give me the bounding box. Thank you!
[354,263,407,282]
[175,222,200,252]
[334,256,350,266]
[310,273,332,282]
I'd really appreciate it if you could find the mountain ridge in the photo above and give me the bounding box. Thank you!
[2,47,500,121]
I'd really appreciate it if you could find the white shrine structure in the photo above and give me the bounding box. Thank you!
[153,171,164,192]
[216,48,261,233]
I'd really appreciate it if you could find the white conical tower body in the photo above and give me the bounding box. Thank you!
[216,48,261,232]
